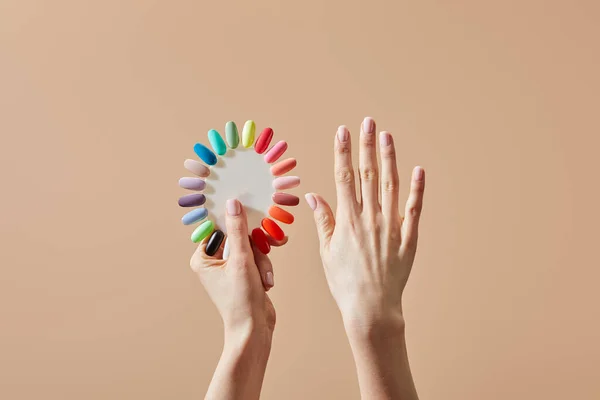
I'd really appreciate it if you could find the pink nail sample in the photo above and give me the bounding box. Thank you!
[272,176,300,190]
[184,159,210,177]
[264,140,288,163]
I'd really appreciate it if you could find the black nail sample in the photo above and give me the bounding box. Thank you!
[206,230,225,257]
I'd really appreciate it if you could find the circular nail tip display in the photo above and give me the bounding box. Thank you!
[252,227,271,254]
[269,205,295,224]
[255,127,274,154]
[242,120,256,148]
[178,193,206,207]
[264,140,288,163]
[191,220,214,243]
[272,176,300,190]
[179,177,206,190]
[262,218,285,241]
[206,230,225,256]
[208,129,227,156]
[272,192,300,206]
[225,121,239,149]
[194,143,218,165]
[184,159,210,177]
[182,207,208,225]
[270,158,297,176]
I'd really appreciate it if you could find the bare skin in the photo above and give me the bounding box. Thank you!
[305,117,425,400]
[191,116,425,399]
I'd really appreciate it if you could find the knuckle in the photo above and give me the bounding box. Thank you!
[408,204,422,217]
[360,167,378,181]
[382,179,398,193]
[226,222,245,237]
[337,143,350,154]
[335,167,354,184]
[315,211,330,229]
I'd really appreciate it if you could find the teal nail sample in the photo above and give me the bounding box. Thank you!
[225,121,239,149]
[193,143,217,166]
[208,129,227,156]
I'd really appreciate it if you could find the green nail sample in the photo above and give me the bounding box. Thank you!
[191,220,214,243]
[225,121,239,149]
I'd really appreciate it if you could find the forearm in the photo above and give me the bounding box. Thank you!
[344,315,418,400]
[205,323,273,400]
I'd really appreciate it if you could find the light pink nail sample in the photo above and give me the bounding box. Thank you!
[273,176,300,190]
[179,177,206,190]
[184,159,210,177]
[264,141,288,163]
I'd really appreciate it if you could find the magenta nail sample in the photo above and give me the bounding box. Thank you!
[264,140,288,163]
[178,193,206,207]
[179,177,206,190]
[272,176,300,190]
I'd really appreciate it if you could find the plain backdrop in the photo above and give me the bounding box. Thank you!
[1,1,599,399]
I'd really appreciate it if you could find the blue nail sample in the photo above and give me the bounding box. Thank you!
[193,143,217,166]
[182,207,208,225]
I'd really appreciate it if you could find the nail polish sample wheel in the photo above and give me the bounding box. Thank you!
[178,120,301,252]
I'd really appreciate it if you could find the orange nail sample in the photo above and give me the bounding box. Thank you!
[262,218,285,241]
[270,158,297,176]
[268,205,295,224]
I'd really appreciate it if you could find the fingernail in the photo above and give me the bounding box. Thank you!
[362,117,375,134]
[379,131,391,147]
[414,166,424,181]
[265,271,274,287]
[305,193,317,210]
[337,125,349,142]
[226,199,241,216]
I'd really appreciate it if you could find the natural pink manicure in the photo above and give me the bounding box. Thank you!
[304,193,317,210]
[362,117,375,134]
[379,131,392,147]
[226,199,241,216]
[337,125,349,142]
[414,166,424,181]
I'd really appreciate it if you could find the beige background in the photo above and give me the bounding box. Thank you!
[1,1,599,399]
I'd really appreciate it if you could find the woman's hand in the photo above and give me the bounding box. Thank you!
[305,117,424,399]
[191,199,286,400]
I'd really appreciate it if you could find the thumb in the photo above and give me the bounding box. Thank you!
[225,199,252,258]
[304,193,335,247]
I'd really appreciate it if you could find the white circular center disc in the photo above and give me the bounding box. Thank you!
[205,146,274,233]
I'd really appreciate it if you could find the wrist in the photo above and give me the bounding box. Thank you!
[223,319,273,356]
[343,309,406,343]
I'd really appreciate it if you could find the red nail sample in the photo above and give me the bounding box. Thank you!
[255,128,274,154]
[251,228,271,254]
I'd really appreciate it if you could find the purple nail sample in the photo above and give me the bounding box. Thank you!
[179,177,206,190]
[178,193,206,207]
